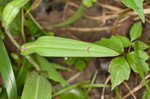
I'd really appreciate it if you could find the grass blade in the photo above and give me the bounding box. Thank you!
[0,38,17,99]
[45,4,84,28]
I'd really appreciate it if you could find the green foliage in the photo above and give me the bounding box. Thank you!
[134,42,150,93]
[24,17,39,35]
[142,89,150,99]
[16,58,31,92]
[0,0,149,98]
[48,4,84,28]
[126,51,149,73]
[115,35,130,48]
[0,38,18,99]
[35,55,67,85]
[21,72,52,99]
[75,60,86,72]
[59,89,85,99]
[82,0,97,7]
[121,0,145,22]
[0,0,10,19]
[65,57,91,71]
[94,22,149,90]
[95,36,124,54]
[2,0,29,29]
[129,22,142,41]
[9,11,22,34]
[0,90,8,99]
[109,56,130,89]
[132,41,149,50]
[21,36,120,57]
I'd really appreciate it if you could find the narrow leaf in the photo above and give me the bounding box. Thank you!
[52,63,72,72]
[21,72,52,99]
[21,36,120,57]
[2,0,29,28]
[35,55,67,84]
[0,38,17,99]
[17,58,31,92]
[59,89,85,99]
[47,4,84,28]
[109,56,130,89]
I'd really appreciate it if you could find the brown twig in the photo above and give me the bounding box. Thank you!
[123,82,137,99]
[101,76,111,99]
[61,26,111,32]
[122,73,150,99]
[98,3,123,12]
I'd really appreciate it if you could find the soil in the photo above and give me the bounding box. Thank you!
[5,0,150,99]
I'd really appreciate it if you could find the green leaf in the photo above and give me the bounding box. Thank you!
[126,51,149,73]
[24,16,39,35]
[0,88,2,94]
[96,36,124,54]
[21,72,52,99]
[142,90,150,99]
[65,58,77,66]
[0,90,8,99]
[59,89,85,99]
[0,0,10,19]
[115,35,130,48]
[9,11,22,34]
[48,4,84,28]
[82,0,97,7]
[2,0,29,28]
[134,42,150,93]
[121,0,145,22]
[109,56,130,89]
[0,38,17,99]
[132,41,149,50]
[54,83,81,96]
[35,55,67,84]
[75,60,86,71]
[52,63,72,72]
[138,51,149,61]
[129,22,142,41]
[17,58,31,92]
[0,0,10,6]
[21,36,120,57]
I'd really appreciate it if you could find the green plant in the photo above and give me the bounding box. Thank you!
[0,0,149,99]
[65,57,91,71]
[23,21,150,90]
[96,22,150,90]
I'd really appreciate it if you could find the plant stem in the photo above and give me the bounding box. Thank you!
[67,72,81,83]
[5,29,20,50]
[28,13,44,31]
[5,29,40,71]
[21,8,26,42]
[84,71,98,96]
[25,56,40,71]
[53,83,81,97]
[115,87,121,99]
